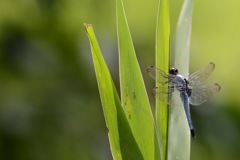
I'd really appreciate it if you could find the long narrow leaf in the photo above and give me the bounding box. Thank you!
[85,24,143,160]
[173,0,193,76]
[168,0,193,159]
[116,0,155,159]
[155,0,170,159]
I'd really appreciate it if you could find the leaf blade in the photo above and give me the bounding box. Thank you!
[168,0,193,159]
[155,0,170,159]
[85,23,144,160]
[116,0,155,159]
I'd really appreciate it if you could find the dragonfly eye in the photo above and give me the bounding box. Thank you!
[169,67,178,75]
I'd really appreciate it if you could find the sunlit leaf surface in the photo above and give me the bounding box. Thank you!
[85,24,143,160]
[116,0,155,159]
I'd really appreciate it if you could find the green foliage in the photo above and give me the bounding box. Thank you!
[155,0,170,159]
[168,0,193,159]
[86,0,193,159]
[85,24,143,160]
[1,0,240,160]
[116,0,155,159]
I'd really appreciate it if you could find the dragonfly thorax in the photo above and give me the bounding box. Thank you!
[172,74,188,92]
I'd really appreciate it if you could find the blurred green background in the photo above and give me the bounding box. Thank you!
[0,0,239,160]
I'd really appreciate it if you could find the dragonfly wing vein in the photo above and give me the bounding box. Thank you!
[153,87,181,106]
[147,66,175,85]
[189,62,215,86]
[189,83,221,106]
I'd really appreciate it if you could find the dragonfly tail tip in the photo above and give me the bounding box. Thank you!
[191,129,196,140]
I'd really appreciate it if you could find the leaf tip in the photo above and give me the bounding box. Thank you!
[84,23,92,29]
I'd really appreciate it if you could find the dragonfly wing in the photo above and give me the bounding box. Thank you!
[147,66,175,85]
[153,86,180,106]
[189,62,215,86]
[189,83,221,106]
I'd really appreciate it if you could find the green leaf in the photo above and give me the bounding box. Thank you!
[155,0,170,159]
[84,24,143,160]
[168,0,193,159]
[116,0,155,159]
[173,0,193,75]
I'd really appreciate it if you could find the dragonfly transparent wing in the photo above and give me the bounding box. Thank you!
[189,83,221,106]
[147,66,175,85]
[189,62,215,86]
[188,62,221,105]
[153,87,182,106]
[147,66,181,106]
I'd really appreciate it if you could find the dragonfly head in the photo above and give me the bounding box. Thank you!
[169,67,178,75]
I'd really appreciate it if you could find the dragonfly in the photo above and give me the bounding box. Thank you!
[147,62,221,140]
